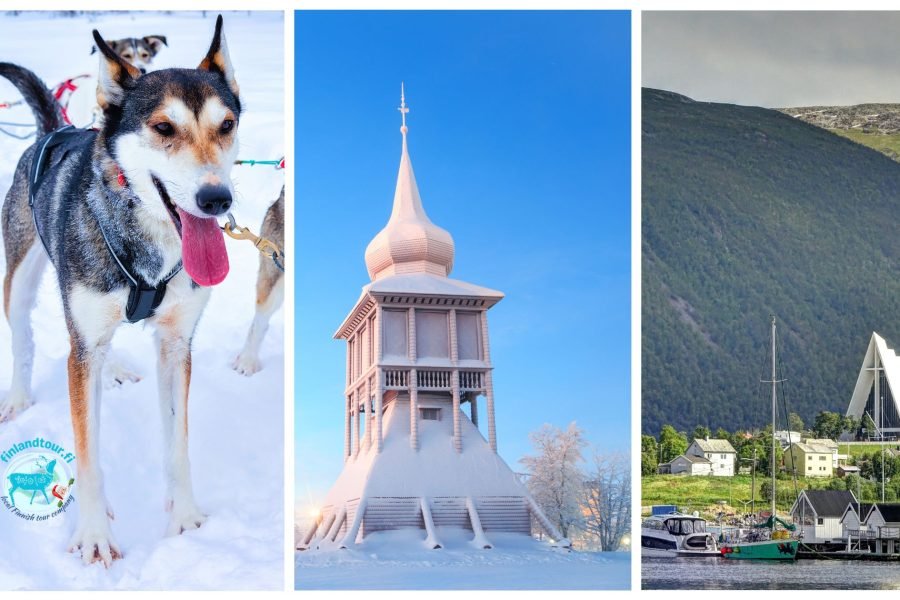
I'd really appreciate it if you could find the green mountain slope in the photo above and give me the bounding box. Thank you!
[642,88,900,435]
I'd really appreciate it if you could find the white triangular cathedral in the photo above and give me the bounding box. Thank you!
[299,87,566,551]
[847,332,900,439]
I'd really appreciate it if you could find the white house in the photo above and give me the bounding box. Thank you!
[666,454,712,476]
[864,504,900,539]
[685,438,736,476]
[775,430,802,448]
[839,501,873,537]
[790,490,856,543]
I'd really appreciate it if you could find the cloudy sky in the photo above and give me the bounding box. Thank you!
[644,12,900,108]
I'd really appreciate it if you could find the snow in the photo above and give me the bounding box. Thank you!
[318,395,526,505]
[366,273,504,299]
[296,395,625,588]
[0,12,284,590]
[295,529,630,590]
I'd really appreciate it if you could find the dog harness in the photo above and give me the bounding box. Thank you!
[29,125,183,324]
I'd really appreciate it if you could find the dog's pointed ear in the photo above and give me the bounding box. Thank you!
[93,30,141,110]
[143,35,168,52]
[198,15,239,98]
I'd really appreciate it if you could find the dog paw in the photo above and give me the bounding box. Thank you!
[68,524,122,567]
[166,504,207,536]
[0,390,34,422]
[231,352,262,376]
[102,360,142,389]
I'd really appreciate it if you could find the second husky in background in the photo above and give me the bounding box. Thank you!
[233,186,285,376]
[90,34,167,74]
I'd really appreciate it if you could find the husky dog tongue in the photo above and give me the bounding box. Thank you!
[177,208,229,286]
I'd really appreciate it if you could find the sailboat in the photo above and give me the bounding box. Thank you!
[720,316,799,560]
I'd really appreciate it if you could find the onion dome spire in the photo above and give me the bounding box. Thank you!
[364,84,455,281]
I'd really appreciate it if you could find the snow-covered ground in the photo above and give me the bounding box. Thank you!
[295,530,630,590]
[0,12,284,590]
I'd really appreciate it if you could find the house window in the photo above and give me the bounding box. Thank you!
[420,407,441,421]
[817,517,824,525]
[819,456,826,461]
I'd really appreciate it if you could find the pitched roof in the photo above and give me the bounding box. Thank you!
[804,438,838,449]
[691,438,736,453]
[855,502,873,517]
[792,442,834,454]
[802,490,856,517]
[672,454,711,464]
[841,502,873,523]
[872,503,900,523]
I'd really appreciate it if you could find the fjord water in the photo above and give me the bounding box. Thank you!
[643,558,900,590]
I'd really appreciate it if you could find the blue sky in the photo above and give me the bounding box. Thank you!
[295,10,631,510]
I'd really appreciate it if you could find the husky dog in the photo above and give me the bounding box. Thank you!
[232,187,284,376]
[0,15,239,566]
[91,35,168,74]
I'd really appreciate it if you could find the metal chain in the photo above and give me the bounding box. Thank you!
[222,212,285,272]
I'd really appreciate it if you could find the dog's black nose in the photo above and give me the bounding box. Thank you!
[195,185,232,216]
[139,67,147,75]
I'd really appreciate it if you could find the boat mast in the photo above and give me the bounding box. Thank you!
[751,446,757,516]
[771,316,777,528]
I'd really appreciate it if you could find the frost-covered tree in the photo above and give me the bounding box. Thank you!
[520,422,587,539]
[583,451,631,551]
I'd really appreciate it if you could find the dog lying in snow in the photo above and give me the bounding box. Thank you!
[0,15,239,566]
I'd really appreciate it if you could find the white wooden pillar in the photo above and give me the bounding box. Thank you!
[449,309,458,364]
[480,310,492,367]
[481,311,497,452]
[344,394,351,461]
[408,307,418,450]
[452,369,461,453]
[471,395,479,428]
[485,371,497,453]
[450,310,461,451]
[410,369,419,451]
[355,390,361,457]
[375,306,384,452]
[408,307,417,361]
[346,335,352,387]
[348,333,355,387]
[349,393,356,457]
[365,378,373,450]
[375,370,384,453]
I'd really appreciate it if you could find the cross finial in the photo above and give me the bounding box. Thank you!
[398,81,409,135]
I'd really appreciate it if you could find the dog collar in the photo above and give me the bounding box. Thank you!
[116,165,127,187]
